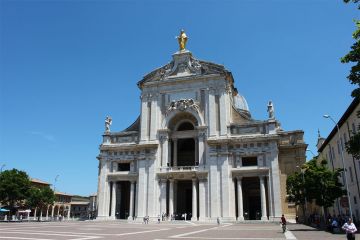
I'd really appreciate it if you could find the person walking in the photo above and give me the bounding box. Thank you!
[281,214,287,233]
[342,218,357,240]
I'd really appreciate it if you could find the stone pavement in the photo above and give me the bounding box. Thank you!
[0,221,355,240]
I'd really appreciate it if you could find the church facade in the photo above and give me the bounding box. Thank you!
[96,33,307,222]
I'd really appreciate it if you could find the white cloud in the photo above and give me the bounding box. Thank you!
[28,131,55,142]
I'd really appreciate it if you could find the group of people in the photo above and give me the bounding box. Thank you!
[326,214,357,239]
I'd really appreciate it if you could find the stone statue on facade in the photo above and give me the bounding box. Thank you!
[167,99,199,115]
[267,101,275,119]
[177,29,188,51]
[105,116,112,132]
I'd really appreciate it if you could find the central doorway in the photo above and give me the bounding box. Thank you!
[242,177,261,220]
[175,180,192,220]
[115,181,130,219]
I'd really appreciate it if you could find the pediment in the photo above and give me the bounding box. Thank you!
[138,50,227,88]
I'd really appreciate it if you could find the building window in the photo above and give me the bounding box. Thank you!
[352,123,357,134]
[337,140,341,155]
[118,163,130,171]
[350,167,354,182]
[332,147,336,160]
[242,157,257,166]
[354,196,357,205]
[344,133,347,145]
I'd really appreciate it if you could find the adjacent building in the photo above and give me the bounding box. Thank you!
[317,98,360,219]
[96,32,307,222]
[29,179,72,221]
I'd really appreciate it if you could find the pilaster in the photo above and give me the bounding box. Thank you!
[191,178,198,221]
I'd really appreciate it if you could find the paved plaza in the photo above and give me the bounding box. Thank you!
[0,221,354,240]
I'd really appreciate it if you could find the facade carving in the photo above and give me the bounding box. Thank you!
[96,36,306,222]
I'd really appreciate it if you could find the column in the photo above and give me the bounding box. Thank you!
[195,138,199,165]
[169,179,174,218]
[97,158,110,219]
[174,181,177,214]
[199,179,206,220]
[191,178,198,221]
[111,182,117,218]
[160,179,167,216]
[161,134,169,167]
[173,139,178,167]
[46,206,49,220]
[260,176,268,220]
[198,130,206,166]
[150,98,158,140]
[57,206,60,220]
[40,208,43,221]
[34,208,37,221]
[117,184,122,218]
[140,99,149,141]
[67,206,71,220]
[208,89,216,136]
[128,181,135,220]
[237,177,244,221]
[51,206,54,219]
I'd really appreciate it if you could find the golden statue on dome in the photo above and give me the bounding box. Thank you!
[177,29,188,51]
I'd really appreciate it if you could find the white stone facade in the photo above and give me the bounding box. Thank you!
[96,48,306,222]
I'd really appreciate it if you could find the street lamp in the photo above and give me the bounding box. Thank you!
[54,175,59,192]
[323,114,353,218]
[306,149,316,158]
[296,165,308,221]
[0,164,5,172]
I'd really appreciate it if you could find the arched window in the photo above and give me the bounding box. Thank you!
[177,122,194,131]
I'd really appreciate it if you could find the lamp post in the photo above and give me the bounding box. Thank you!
[296,165,307,222]
[323,114,353,218]
[54,175,59,192]
[306,149,316,158]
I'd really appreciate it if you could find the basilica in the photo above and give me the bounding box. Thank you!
[96,31,307,222]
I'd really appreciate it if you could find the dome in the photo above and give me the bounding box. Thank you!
[233,93,250,112]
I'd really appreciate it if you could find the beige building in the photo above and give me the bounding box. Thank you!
[96,32,307,222]
[29,178,72,221]
[317,98,360,219]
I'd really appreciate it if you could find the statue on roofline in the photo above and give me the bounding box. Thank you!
[177,29,188,51]
[267,101,275,119]
[105,116,112,132]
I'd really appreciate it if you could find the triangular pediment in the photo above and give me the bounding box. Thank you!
[137,50,228,88]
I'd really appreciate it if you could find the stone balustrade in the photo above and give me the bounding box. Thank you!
[159,166,199,172]
[103,131,139,144]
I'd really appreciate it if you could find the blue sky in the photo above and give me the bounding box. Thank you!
[0,0,358,196]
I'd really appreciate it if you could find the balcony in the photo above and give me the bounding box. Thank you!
[107,171,138,181]
[157,165,207,179]
[231,166,269,177]
[159,166,199,172]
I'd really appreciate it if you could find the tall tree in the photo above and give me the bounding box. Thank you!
[0,169,31,213]
[26,186,55,221]
[287,159,345,220]
[342,0,360,158]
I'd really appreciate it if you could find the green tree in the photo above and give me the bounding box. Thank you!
[342,0,360,158]
[0,169,31,213]
[287,159,345,221]
[26,186,55,221]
